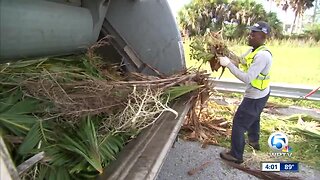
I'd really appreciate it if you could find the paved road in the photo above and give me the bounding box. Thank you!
[157,140,259,180]
[157,139,320,180]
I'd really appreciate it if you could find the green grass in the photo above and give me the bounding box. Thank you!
[186,44,320,86]
[259,115,320,169]
[220,92,320,109]
[269,46,320,86]
[268,96,320,109]
[206,92,320,169]
[214,107,320,169]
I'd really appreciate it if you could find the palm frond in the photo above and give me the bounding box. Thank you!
[42,166,72,180]
[0,90,23,113]
[18,122,42,155]
[0,90,46,137]
[46,117,127,176]
[0,114,37,136]
[81,57,103,79]
[37,164,49,180]
[46,146,71,166]
[69,160,90,174]
[17,121,50,155]
[7,98,43,114]
[293,127,320,139]
[164,84,203,101]
[99,134,125,162]
[3,58,48,69]
[57,117,103,174]
[59,135,103,173]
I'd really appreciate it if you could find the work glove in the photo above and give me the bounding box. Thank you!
[218,56,231,67]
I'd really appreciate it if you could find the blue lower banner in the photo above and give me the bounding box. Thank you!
[261,162,299,172]
[280,162,299,172]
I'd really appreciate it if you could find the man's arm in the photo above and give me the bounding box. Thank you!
[226,51,271,84]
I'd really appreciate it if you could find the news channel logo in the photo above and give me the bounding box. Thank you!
[268,132,293,157]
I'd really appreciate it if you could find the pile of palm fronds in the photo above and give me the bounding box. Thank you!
[182,99,234,146]
[0,54,211,179]
[180,32,242,145]
[188,32,240,77]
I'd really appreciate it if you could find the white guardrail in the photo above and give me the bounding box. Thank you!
[211,79,320,101]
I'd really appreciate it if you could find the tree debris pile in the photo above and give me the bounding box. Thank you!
[183,98,235,146]
[0,54,211,179]
[188,32,240,74]
[182,32,241,146]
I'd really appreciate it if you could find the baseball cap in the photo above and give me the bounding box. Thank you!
[248,21,271,35]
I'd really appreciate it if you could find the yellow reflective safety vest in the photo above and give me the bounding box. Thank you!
[240,46,271,90]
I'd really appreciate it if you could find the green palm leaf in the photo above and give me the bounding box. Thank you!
[18,121,50,155]
[294,127,320,139]
[6,98,42,114]
[59,135,102,170]
[69,160,90,174]
[46,146,73,166]
[0,90,45,136]
[8,58,48,68]
[164,85,203,101]
[55,167,72,180]
[82,57,102,79]
[99,135,124,161]
[58,117,103,174]
[45,166,72,180]
[42,118,127,177]
[37,164,49,180]
[18,122,42,155]
[0,114,37,136]
[0,90,23,113]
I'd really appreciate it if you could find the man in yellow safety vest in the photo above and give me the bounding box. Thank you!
[219,21,272,163]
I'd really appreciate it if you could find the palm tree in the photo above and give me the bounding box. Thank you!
[312,0,319,23]
[178,0,281,38]
[271,0,315,34]
[266,12,284,37]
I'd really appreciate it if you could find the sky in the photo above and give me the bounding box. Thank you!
[167,0,300,24]
[167,0,191,17]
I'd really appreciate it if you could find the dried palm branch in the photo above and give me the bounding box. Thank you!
[183,97,233,145]
[189,31,240,78]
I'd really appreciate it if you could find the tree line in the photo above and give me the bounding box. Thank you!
[178,0,316,40]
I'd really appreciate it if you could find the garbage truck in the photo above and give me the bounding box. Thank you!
[0,0,190,179]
